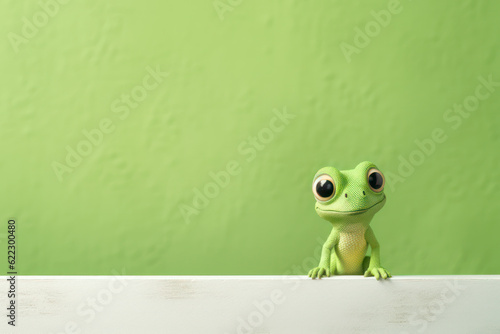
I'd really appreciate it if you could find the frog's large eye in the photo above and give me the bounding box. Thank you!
[367,168,385,192]
[313,174,336,201]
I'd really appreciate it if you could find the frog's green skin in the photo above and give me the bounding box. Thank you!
[308,161,391,280]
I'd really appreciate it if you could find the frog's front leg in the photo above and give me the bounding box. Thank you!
[363,227,391,280]
[308,229,338,279]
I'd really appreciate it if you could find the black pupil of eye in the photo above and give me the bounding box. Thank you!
[316,180,334,198]
[369,172,383,189]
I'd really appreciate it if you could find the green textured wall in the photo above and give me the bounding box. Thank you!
[1,0,499,275]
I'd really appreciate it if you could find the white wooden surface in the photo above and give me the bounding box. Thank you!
[1,275,500,333]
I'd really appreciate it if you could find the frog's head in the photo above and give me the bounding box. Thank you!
[312,161,386,223]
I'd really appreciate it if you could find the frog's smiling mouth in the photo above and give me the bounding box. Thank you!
[316,196,386,215]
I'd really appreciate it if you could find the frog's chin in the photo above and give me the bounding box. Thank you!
[315,196,386,221]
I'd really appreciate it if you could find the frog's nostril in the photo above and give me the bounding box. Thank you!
[363,191,366,196]
[345,193,348,198]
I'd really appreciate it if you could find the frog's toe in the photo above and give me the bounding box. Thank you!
[382,268,392,279]
[379,269,388,279]
[317,268,330,279]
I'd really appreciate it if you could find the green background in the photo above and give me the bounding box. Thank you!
[1,0,499,275]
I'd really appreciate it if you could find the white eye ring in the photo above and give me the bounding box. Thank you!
[367,168,385,192]
[312,174,336,201]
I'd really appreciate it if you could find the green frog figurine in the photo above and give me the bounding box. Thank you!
[308,161,391,280]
